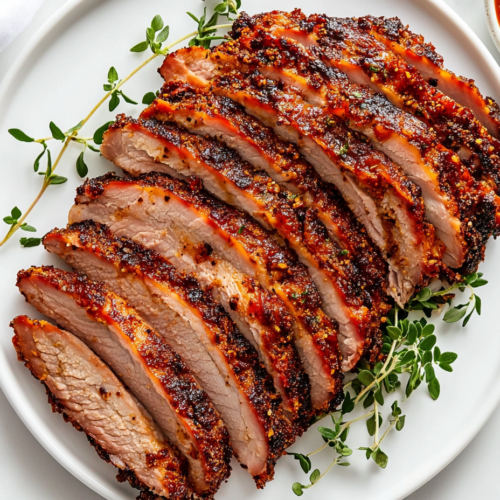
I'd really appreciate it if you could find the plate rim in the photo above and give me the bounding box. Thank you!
[1,1,500,499]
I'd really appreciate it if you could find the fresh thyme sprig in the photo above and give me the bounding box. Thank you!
[289,271,485,495]
[103,67,138,112]
[2,1,239,249]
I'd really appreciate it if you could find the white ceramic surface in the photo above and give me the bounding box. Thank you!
[1,1,499,499]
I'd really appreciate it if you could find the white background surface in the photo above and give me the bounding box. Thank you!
[0,0,498,499]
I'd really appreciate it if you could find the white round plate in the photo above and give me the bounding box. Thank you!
[1,0,499,499]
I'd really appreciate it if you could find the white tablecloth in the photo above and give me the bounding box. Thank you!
[0,0,44,52]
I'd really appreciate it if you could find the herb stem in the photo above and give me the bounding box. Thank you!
[374,418,398,451]
[381,339,397,374]
[373,400,380,446]
[0,22,233,248]
[318,456,340,481]
[0,134,74,246]
[354,355,397,405]
[307,442,328,457]
[341,410,375,429]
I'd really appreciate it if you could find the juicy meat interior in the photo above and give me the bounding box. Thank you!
[44,221,297,483]
[102,114,387,369]
[11,315,189,500]
[69,173,344,413]
[16,266,231,496]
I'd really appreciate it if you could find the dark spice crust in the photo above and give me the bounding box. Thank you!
[218,14,496,273]
[147,84,392,298]
[12,327,188,500]
[292,12,500,218]
[302,209,384,362]
[16,266,231,495]
[196,70,443,278]
[362,15,500,135]
[185,33,445,276]
[77,173,344,414]
[46,222,306,449]
[127,104,384,365]
[105,118,313,429]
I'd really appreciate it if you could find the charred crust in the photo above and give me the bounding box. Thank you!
[43,223,305,470]
[74,172,344,404]
[211,12,495,269]
[16,265,231,495]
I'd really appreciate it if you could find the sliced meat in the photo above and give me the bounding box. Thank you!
[258,11,500,213]
[363,15,500,138]
[43,222,300,475]
[143,81,440,306]
[16,266,231,495]
[102,115,387,369]
[11,315,188,500]
[158,44,495,274]
[69,173,344,412]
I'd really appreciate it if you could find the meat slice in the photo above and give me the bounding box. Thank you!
[140,85,439,307]
[69,173,344,412]
[16,266,231,495]
[259,11,500,212]
[143,82,440,306]
[102,115,387,369]
[11,315,188,500]
[363,15,500,138]
[43,221,299,476]
[158,44,495,273]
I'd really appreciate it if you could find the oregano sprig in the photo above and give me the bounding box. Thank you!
[2,1,240,249]
[408,272,487,325]
[289,272,484,495]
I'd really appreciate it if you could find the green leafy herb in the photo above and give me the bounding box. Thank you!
[48,175,68,185]
[33,141,47,172]
[19,237,41,248]
[130,14,171,55]
[0,2,241,250]
[142,91,157,105]
[49,121,66,141]
[408,272,486,324]
[338,141,350,156]
[76,151,88,178]
[8,128,34,142]
[238,224,245,234]
[93,121,114,145]
[288,270,480,494]
[103,67,137,112]
[287,453,311,473]
[66,121,84,134]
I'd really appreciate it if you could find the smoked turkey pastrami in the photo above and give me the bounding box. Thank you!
[363,15,500,137]
[145,79,441,307]
[158,43,495,274]
[263,10,500,217]
[44,222,304,454]
[16,266,231,496]
[12,316,188,500]
[102,115,387,370]
[69,173,344,412]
